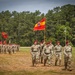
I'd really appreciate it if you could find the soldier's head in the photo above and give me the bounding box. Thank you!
[46,42,50,47]
[66,40,69,45]
[56,41,60,45]
[34,40,38,45]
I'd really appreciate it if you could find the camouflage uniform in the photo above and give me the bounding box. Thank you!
[0,44,2,53]
[8,45,12,54]
[43,43,53,66]
[63,43,72,71]
[31,44,40,66]
[49,42,54,64]
[54,42,62,66]
[40,42,45,63]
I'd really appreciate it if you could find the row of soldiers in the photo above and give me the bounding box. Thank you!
[31,40,72,71]
[0,44,20,54]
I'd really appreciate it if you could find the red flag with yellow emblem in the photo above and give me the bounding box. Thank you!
[34,18,46,31]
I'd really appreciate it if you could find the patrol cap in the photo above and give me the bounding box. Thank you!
[66,40,69,44]
[46,42,50,45]
[34,40,38,43]
[56,41,60,44]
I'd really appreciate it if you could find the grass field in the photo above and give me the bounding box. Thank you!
[0,47,75,75]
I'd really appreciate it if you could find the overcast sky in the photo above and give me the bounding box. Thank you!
[0,0,75,13]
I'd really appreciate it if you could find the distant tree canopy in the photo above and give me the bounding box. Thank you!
[0,4,75,46]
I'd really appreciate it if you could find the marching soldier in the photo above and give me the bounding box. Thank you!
[54,41,62,66]
[63,41,72,71]
[43,42,53,66]
[49,41,54,65]
[8,44,12,54]
[31,40,40,66]
[0,43,2,53]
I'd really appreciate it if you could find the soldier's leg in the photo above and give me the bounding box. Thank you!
[44,55,47,66]
[63,56,68,70]
[41,52,44,63]
[41,56,43,63]
[67,56,72,71]
[36,52,40,64]
[59,54,61,66]
[32,53,36,66]
[55,55,58,66]
[50,54,53,65]
[47,54,51,65]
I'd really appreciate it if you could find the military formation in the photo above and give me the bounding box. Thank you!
[31,40,72,71]
[0,44,20,54]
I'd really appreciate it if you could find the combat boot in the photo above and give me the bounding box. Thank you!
[62,62,67,70]
[59,60,61,66]
[44,59,47,66]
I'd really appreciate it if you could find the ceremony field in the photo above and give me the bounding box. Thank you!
[0,47,75,75]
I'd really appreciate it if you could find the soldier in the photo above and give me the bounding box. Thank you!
[54,41,62,66]
[49,41,54,65]
[0,43,2,53]
[31,40,40,66]
[63,41,72,71]
[8,44,12,54]
[43,42,53,66]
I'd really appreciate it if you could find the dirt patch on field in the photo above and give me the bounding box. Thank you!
[0,50,75,75]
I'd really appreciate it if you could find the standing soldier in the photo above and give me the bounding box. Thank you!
[49,41,54,65]
[43,42,53,66]
[54,41,62,66]
[0,43,2,53]
[30,40,40,66]
[63,41,72,71]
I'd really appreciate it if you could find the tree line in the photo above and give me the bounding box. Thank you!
[0,4,75,46]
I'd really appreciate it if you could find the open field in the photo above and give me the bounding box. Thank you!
[0,47,75,75]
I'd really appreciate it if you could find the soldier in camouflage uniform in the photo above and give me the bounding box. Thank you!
[54,41,62,66]
[8,44,12,54]
[63,41,72,71]
[43,42,53,66]
[0,44,2,53]
[49,41,54,65]
[31,41,40,66]
[0,41,2,53]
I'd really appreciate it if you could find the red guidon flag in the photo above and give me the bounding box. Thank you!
[1,32,8,39]
[34,18,46,31]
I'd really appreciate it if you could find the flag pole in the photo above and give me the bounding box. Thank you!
[44,29,46,43]
[64,27,66,45]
